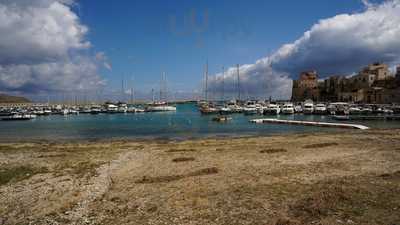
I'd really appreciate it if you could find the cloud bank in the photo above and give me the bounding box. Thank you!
[211,0,400,99]
[0,0,105,94]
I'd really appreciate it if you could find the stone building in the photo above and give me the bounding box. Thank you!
[291,71,320,102]
[396,66,400,84]
[291,63,400,104]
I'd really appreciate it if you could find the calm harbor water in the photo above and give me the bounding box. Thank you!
[1,103,400,141]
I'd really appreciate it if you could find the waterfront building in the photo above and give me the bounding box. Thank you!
[292,63,400,103]
[396,66,400,84]
[291,71,320,102]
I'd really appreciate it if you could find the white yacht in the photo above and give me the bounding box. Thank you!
[148,105,176,112]
[361,106,373,114]
[90,105,102,114]
[329,102,349,115]
[348,105,361,115]
[43,109,52,115]
[264,103,281,115]
[243,107,258,115]
[226,101,243,113]
[2,114,36,121]
[281,103,295,114]
[303,101,314,114]
[62,109,69,115]
[219,106,233,114]
[314,103,327,114]
[147,102,176,112]
[106,104,118,113]
[294,104,303,113]
[199,102,219,115]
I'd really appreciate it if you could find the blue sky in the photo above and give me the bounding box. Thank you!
[2,0,399,101]
[77,0,372,93]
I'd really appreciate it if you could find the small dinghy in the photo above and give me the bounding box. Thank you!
[212,116,232,122]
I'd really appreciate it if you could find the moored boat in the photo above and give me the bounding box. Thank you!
[281,103,295,114]
[243,107,258,115]
[314,103,327,114]
[303,102,314,114]
[264,103,281,115]
[146,102,176,112]
[212,115,232,122]
[1,114,36,121]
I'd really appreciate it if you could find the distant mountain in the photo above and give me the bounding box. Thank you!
[0,94,31,103]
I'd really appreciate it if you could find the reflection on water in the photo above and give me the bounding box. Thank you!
[1,103,399,141]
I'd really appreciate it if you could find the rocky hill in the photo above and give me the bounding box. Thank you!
[0,93,31,103]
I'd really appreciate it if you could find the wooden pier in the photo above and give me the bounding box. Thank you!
[250,118,369,130]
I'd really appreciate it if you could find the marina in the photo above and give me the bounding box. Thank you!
[2,1,400,224]
[1,102,400,140]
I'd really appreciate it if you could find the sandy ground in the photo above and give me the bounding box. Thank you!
[0,129,400,225]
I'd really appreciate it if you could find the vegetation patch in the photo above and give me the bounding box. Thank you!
[272,217,300,225]
[37,153,68,158]
[71,161,103,177]
[302,142,338,149]
[0,166,48,185]
[379,170,400,179]
[260,148,287,154]
[286,175,400,224]
[187,167,219,176]
[135,167,219,184]
[0,144,36,152]
[290,184,353,221]
[55,161,104,178]
[172,157,195,163]
[166,148,196,153]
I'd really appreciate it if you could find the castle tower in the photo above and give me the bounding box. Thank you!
[396,66,400,84]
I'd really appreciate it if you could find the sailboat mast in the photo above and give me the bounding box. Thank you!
[164,72,167,102]
[121,77,125,102]
[222,66,225,102]
[130,88,133,104]
[237,64,240,102]
[130,75,134,104]
[205,61,208,102]
[159,72,167,102]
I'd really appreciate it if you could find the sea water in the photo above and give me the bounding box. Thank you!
[1,103,399,141]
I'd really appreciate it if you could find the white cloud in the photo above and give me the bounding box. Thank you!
[0,0,88,65]
[209,62,292,100]
[95,52,112,71]
[0,57,104,93]
[210,0,400,100]
[0,0,105,94]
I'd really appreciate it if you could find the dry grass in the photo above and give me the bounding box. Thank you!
[135,167,219,184]
[303,142,339,149]
[165,148,196,153]
[172,157,195,162]
[260,148,287,154]
[286,172,400,224]
[0,166,48,185]
[1,129,400,225]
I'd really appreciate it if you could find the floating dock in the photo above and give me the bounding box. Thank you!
[333,115,400,121]
[250,118,369,130]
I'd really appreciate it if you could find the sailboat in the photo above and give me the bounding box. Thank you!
[199,62,218,115]
[146,72,177,112]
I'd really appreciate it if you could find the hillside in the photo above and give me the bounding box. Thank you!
[0,94,31,103]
